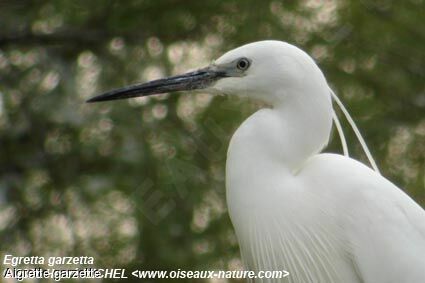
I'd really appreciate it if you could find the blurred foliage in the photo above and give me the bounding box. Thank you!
[0,0,424,282]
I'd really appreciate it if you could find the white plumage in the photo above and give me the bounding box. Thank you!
[214,41,425,282]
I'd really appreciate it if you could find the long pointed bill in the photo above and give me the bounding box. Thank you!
[86,66,226,103]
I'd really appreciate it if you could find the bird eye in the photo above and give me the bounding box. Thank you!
[236,58,250,71]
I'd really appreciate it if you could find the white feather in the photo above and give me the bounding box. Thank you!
[218,41,425,282]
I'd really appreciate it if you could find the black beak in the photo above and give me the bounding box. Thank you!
[86,66,226,103]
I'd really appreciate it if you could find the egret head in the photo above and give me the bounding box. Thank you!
[211,40,330,105]
[87,40,330,107]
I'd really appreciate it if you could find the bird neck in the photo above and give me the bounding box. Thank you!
[274,89,333,172]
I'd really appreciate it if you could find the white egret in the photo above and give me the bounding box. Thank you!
[88,41,425,283]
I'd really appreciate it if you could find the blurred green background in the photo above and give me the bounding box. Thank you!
[0,0,424,282]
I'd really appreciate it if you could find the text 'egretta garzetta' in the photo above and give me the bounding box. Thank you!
[88,41,425,283]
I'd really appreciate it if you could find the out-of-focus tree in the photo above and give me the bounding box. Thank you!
[0,0,423,282]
